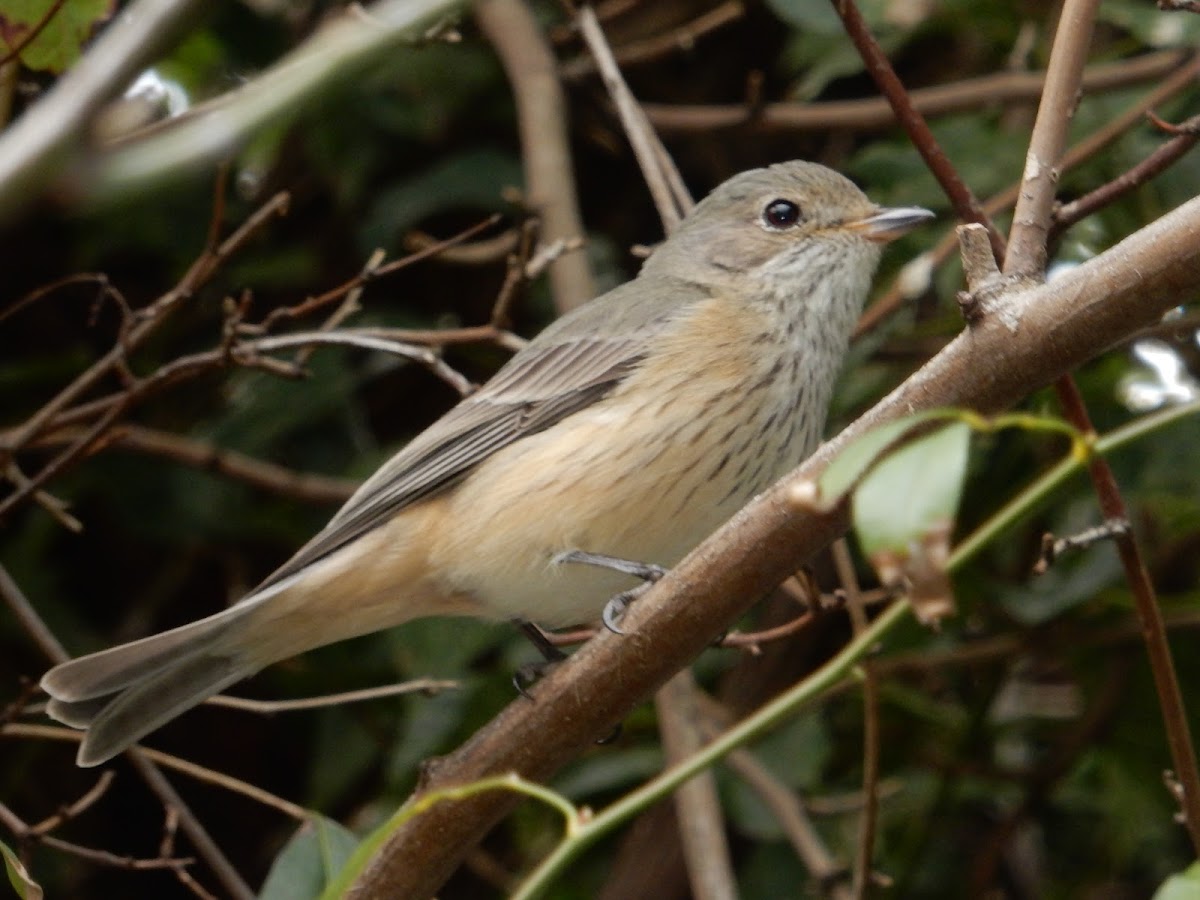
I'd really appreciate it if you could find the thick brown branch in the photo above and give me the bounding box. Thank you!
[349,172,1200,900]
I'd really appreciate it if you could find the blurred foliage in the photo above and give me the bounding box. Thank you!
[2,0,1200,898]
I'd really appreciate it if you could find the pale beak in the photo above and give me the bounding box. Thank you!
[846,206,935,243]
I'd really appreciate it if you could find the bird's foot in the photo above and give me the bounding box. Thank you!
[512,620,567,699]
[553,550,667,635]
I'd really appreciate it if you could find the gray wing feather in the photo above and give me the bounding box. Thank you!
[252,275,698,593]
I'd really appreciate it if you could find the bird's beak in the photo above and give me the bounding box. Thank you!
[846,206,935,243]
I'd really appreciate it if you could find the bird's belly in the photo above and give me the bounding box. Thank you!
[427,376,812,628]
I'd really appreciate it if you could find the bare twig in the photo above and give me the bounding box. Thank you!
[24,424,357,505]
[403,227,520,264]
[1003,0,1099,280]
[0,799,195,873]
[254,214,503,333]
[204,678,459,713]
[1053,112,1200,234]
[1032,518,1132,575]
[577,5,693,229]
[1159,0,1200,11]
[1000,0,1200,854]
[476,0,594,311]
[30,771,116,836]
[0,563,68,663]
[0,0,68,68]
[832,541,882,899]
[5,723,309,822]
[561,1,744,80]
[641,50,1189,134]
[655,671,737,900]
[830,0,1006,261]
[0,564,254,899]
[0,189,291,484]
[723,748,851,898]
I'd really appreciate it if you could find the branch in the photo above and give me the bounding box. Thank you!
[347,167,1200,900]
[654,671,736,900]
[830,0,1005,260]
[1003,0,1099,279]
[26,424,357,505]
[0,564,254,899]
[560,1,745,80]
[641,50,1188,134]
[476,0,595,312]
[31,0,470,208]
[0,0,207,219]
[577,6,693,229]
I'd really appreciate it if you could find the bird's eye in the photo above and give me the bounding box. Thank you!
[763,199,802,229]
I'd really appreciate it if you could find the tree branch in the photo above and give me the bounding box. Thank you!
[476,0,595,312]
[348,169,1200,900]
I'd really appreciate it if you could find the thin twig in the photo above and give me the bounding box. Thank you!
[830,0,1006,261]
[0,189,290,472]
[0,799,196,873]
[561,1,744,80]
[0,563,254,899]
[25,424,357,505]
[641,50,1189,134]
[4,723,310,821]
[577,5,693,230]
[832,541,882,899]
[253,213,503,332]
[30,771,116,835]
[476,0,594,311]
[204,678,459,713]
[1052,112,1200,234]
[654,671,738,900]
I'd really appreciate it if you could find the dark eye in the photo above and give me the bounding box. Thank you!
[763,199,802,229]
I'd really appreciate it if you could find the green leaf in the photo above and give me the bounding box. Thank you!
[816,410,953,509]
[853,422,970,557]
[1153,861,1200,900]
[0,0,114,73]
[853,422,970,625]
[1,839,42,900]
[259,816,359,900]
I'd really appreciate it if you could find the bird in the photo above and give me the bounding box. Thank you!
[41,160,933,766]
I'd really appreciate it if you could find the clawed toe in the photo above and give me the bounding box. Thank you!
[513,658,561,699]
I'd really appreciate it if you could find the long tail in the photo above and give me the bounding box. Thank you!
[40,503,474,767]
[41,598,270,767]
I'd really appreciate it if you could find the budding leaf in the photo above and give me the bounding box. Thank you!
[2,837,42,900]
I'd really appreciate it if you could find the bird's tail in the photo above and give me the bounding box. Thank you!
[41,596,272,767]
[41,504,472,767]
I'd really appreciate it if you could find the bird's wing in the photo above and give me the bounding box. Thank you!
[253,276,696,593]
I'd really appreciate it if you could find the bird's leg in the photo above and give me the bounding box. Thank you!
[511,619,623,743]
[512,620,566,699]
[553,549,668,634]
